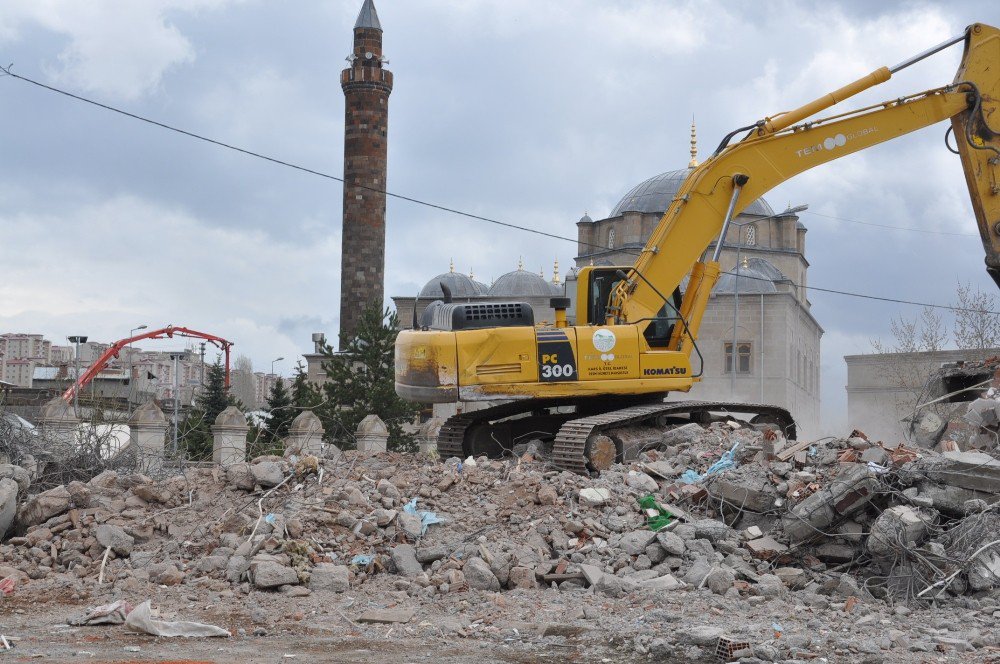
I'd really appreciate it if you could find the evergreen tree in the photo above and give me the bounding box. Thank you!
[180,358,234,460]
[316,305,418,451]
[291,361,319,409]
[264,378,294,445]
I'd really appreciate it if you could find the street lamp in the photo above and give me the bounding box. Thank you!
[128,324,147,414]
[728,205,808,396]
[67,335,88,416]
[168,352,185,455]
[271,357,284,376]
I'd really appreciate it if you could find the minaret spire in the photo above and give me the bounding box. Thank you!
[688,118,699,168]
[552,258,561,285]
[354,0,381,30]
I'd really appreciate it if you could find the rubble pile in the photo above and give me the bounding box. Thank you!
[1,406,1000,660]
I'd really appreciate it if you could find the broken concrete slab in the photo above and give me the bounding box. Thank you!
[356,608,415,624]
[782,464,878,543]
[868,506,935,558]
[746,536,788,559]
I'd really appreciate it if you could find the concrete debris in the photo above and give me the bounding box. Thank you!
[2,396,1000,660]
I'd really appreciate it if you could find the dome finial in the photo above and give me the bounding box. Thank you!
[469,267,475,280]
[688,117,698,168]
[517,256,524,271]
[741,255,749,269]
[449,258,454,273]
[539,266,545,278]
[552,258,560,285]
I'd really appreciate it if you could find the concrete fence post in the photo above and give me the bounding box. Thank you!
[285,410,325,457]
[418,417,444,455]
[355,414,388,453]
[212,406,249,466]
[128,400,168,472]
[37,397,80,455]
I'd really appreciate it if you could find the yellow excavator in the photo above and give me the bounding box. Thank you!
[396,23,1000,473]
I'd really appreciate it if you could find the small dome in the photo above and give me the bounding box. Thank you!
[289,410,323,434]
[610,168,773,218]
[578,213,594,224]
[488,268,555,297]
[714,266,777,294]
[129,400,165,426]
[420,271,488,298]
[214,406,248,428]
[356,414,387,436]
[746,257,789,283]
[40,397,77,423]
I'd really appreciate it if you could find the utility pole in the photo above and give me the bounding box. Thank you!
[199,342,206,387]
[169,352,183,455]
[128,324,147,415]
[68,335,88,416]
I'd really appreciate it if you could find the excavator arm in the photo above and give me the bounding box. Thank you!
[612,23,1000,354]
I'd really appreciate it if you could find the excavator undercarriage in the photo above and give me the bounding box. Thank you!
[436,397,796,475]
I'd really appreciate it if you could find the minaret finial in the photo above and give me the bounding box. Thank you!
[552,258,561,285]
[688,117,698,168]
[469,268,475,280]
[517,256,524,271]
[449,258,454,273]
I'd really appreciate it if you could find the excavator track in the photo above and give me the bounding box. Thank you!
[437,399,796,474]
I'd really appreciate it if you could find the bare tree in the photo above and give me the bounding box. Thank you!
[954,280,1000,350]
[918,306,948,352]
[231,355,258,410]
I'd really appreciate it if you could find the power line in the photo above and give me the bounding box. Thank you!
[0,64,987,311]
[0,64,619,255]
[802,210,978,238]
[720,268,1000,315]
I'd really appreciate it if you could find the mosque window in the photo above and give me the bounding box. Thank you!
[745,224,757,246]
[724,342,752,374]
[608,228,616,249]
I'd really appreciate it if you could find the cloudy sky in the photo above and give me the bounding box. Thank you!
[0,0,994,433]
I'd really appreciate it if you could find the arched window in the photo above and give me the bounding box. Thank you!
[745,224,757,247]
[608,228,616,249]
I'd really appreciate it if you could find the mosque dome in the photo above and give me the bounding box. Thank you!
[609,168,774,218]
[419,263,489,298]
[714,264,778,295]
[488,263,555,298]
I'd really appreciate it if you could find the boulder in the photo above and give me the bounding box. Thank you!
[625,471,658,493]
[578,487,610,507]
[252,561,299,588]
[508,566,538,589]
[309,563,350,592]
[95,524,134,556]
[390,544,424,577]
[0,478,17,540]
[618,530,657,556]
[705,566,735,594]
[0,464,30,493]
[251,462,285,488]
[464,557,501,591]
[397,512,423,539]
[226,463,256,491]
[692,519,734,543]
[656,530,686,556]
[16,485,72,529]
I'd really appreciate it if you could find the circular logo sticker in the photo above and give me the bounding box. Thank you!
[593,329,616,353]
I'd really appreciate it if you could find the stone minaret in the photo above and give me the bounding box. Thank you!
[339,0,393,345]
